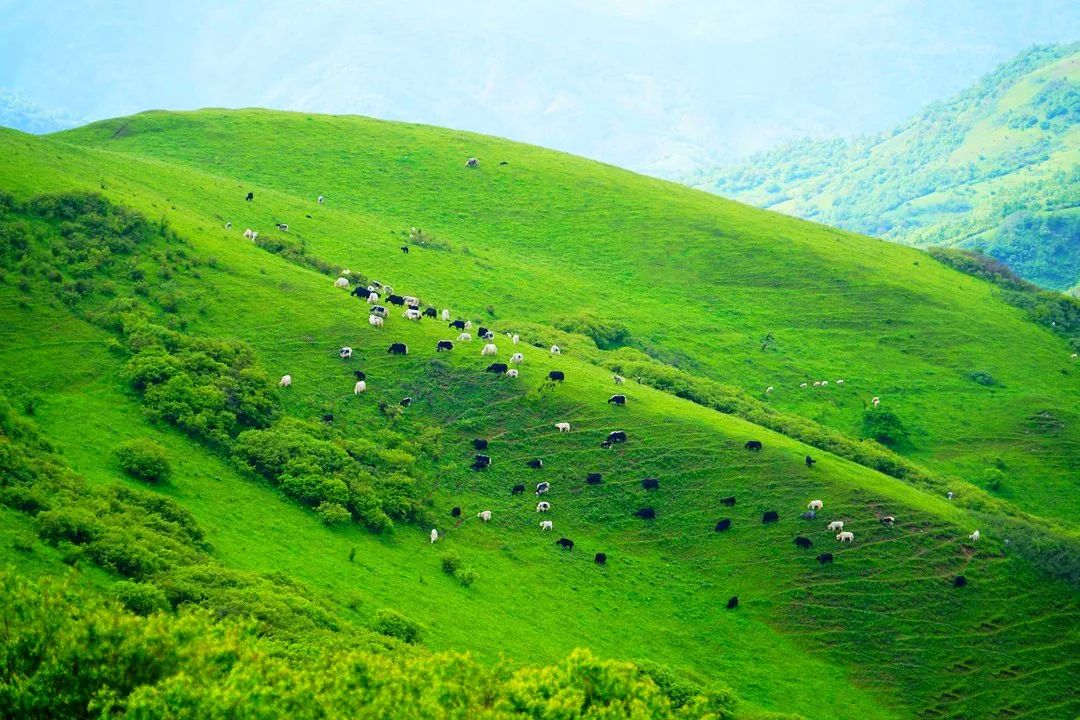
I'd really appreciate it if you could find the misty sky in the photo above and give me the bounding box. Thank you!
[1,0,1078,176]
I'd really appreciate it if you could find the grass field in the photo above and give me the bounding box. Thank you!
[0,111,1078,719]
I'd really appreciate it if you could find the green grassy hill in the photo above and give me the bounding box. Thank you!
[0,110,1078,720]
[691,43,1080,292]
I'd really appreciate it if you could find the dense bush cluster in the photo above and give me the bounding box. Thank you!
[115,437,172,482]
[555,313,634,350]
[254,233,352,278]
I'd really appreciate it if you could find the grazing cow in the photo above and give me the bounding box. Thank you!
[275,223,289,232]
[506,369,519,378]
[387,343,408,355]
[871,396,880,407]
[486,363,509,374]
[279,375,292,387]
[512,334,520,345]
[836,379,845,385]
[550,345,561,355]
[881,516,895,526]
[367,292,380,303]
[641,478,659,490]
[369,315,384,328]
[251,231,258,240]
[458,333,472,342]
[442,309,451,321]
[762,510,779,523]
[225,221,232,229]
[727,596,739,610]
[547,370,565,382]
[817,553,833,564]
[371,305,389,317]
[400,397,412,407]
[449,320,466,330]
[511,484,525,495]
[510,352,524,364]
[535,482,550,495]
[243,228,254,239]
[721,496,736,507]
[766,386,774,394]
[813,381,822,388]
[821,380,828,386]
[481,343,498,356]
[451,506,461,517]
[540,520,553,531]
[353,370,366,380]
[474,439,489,450]
[827,521,844,532]
[322,414,334,423]
[387,295,405,306]
[334,277,350,288]
[594,552,607,565]
[473,454,491,470]
[402,308,421,320]
[382,284,394,295]
[478,327,490,337]
[401,246,409,254]
[404,296,420,308]
[423,307,437,318]
[317,195,324,204]
[969,530,980,542]
[555,422,571,433]
[430,528,438,544]
[354,380,367,394]
[608,394,626,405]
[800,382,808,389]
[947,491,954,500]
[245,191,254,201]
[437,340,454,352]
[556,537,574,550]
[805,455,816,468]
[607,430,628,444]
[466,157,479,168]
[953,575,967,588]
[352,285,368,297]
[807,500,823,511]
[745,440,762,451]
[586,473,602,485]
[478,510,492,522]
[794,536,813,549]
[613,374,625,385]
[635,507,656,520]
[837,531,854,543]
[527,459,544,469]
[801,510,816,520]
[600,442,611,449]
[339,347,353,359]
[536,501,551,512]
[714,518,732,532]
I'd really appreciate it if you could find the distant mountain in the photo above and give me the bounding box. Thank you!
[0,89,81,134]
[690,44,1080,292]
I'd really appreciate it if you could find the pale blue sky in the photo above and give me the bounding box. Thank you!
[1,1,1078,175]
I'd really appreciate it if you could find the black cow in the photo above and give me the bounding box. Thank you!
[805,455,817,468]
[511,484,525,495]
[437,340,454,352]
[594,552,607,565]
[401,246,409,254]
[762,510,779,523]
[472,454,491,471]
[721,496,736,507]
[486,363,509,374]
[351,285,367,297]
[714,518,731,532]
[526,459,544,469]
[794,536,813,549]
[641,478,659,490]
[801,511,817,520]
[499,161,509,165]
[322,414,334,423]
[473,438,489,450]
[726,596,739,610]
[245,191,254,201]
[387,294,406,306]
[586,473,602,485]
[400,397,413,407]
[387,343,408,355]
[449,320,466,330]
[608,394,626,405]
[556,538,574,550]
[353,370,366,380]
[547,370,565,382]
[745,440,763,451]
[478,327,490,337]
[607,430,627,444]
[953,575,967,588]
[423,307,437,318]
[817,553,833,564]
[451,506,461,518]
[635,507,656,520]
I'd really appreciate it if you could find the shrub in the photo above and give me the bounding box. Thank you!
[115,438,172,483]
[440,552,463,575]
[12,532,35,553]
[372,608,423,644]
[863,408,907,445]
[315,501,352,525]
[110,580,168,615]
[982,468,1006,492]
[968,370,996,386]
[457,568,478,587]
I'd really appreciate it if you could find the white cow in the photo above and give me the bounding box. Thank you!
[367,292,379,303]
[871,396,881,406]
[354,380,367,394]
[827,521,844,531]
[279,374,292,387]
[339,347,353,359]
[430,528,438,544]
[766,386,774,394]
[369,315,384,328]
[243,228,254,239]
[478,510,492,522]
[836,379,845,385]
[808,499,824,511]
[969,530,981,542]
[441,309,451,321]
[837,531,854,543]
[403,308,421,320]
[555,422,571,433]
[334,277,349,289]
[341,269,352,276]
[225,221,232,229]
[463,321,472,329]
[457,333,472,342]
[536,501,551,512]
[813,381,822,388]
[881,516,895,526]
[613,374,625,385]
[800,382,808,389]
[403,296,420,307]
[511,334,520,345]
[510,353,524,364]
[821,380,829,386]
[550,345,561,355]
[540,520,553,531]
[251,231,258,240]
[317,195,325,204]
[506,369,519,378]
[481,343,498,356]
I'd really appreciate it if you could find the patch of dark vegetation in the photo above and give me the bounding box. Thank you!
[403,227,454,253]
[254,233,352,278]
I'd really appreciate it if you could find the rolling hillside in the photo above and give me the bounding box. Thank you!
[0,110,1078,719]
[691,43,1080,292]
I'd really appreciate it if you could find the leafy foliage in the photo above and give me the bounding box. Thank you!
[115,437,172,483]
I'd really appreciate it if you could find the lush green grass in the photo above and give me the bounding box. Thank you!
[0,110,1078,719]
